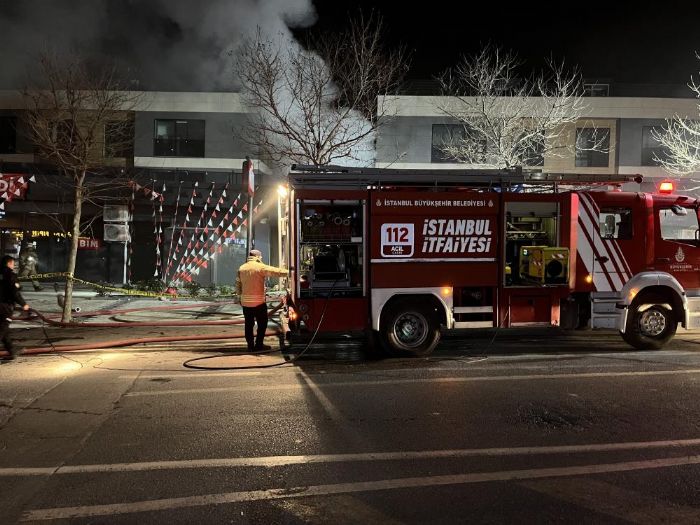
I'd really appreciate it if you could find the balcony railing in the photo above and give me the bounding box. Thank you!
[153,138,205,157]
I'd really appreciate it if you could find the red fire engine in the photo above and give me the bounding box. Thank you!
[281,166,700,355]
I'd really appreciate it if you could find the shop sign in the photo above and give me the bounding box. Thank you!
[78,237,102,250]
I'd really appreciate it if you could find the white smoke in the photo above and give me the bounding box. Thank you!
[0,0,317,90]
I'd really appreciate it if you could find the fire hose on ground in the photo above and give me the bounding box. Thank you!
[2,282,337,370]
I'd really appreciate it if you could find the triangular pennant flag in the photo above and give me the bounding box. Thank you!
[212,211,217,218]
[203,253,211,261]
[232,218,238,226]
[222,190,227,198]
[198,248,204,256]
[178,238,183,246]
[233,199,239,208]
[156,247,161,255]
[207,219,213,227]
[159,226,163,234]
[209,234,216,241]
[0,202,4,210]
[194,182,199,187]
[13,188,20,196]
[227,223,234,231]
[216,238,222,245]
[243,203,248,212]
[152,211,156,218]
[186,214,190,222]
[29,175,36,182]
[18,177,24,184]
[195,241,200,249]
[162,183,166,192]
[215,203,221,211]
[201,261,208,269]
[203,227,209,235]
[159,205,163,213]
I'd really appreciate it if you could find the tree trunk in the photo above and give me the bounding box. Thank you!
[62,179,84,323]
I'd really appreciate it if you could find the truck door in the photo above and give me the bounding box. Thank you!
[654,204,700,289]
[578,193,636,293]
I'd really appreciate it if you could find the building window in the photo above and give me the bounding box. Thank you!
[519,132,545,167]
[575,127,610,167]
[431,124,485,163]
[153,119,205,157]
[599,207,632,239]
[641,126,670,166]
[104,121,134,158]
[0,117,17,154]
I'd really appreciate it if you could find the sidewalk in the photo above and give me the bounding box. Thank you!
[8,289,280,354]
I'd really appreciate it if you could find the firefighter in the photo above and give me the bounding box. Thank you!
[235,249,287,351]
[18,239,43,291]
[0,255,30,360]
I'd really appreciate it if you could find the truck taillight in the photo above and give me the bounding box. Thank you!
[659,181,674,194]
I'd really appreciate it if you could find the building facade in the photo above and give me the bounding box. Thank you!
[375,88,700,193]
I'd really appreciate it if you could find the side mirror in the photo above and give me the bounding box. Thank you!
[671,205,688,216]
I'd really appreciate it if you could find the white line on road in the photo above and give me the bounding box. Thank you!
[123,368,700,396]
[5,437,700,477]
[21,453,700,521]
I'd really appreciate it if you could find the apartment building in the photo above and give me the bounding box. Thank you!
[0,91,277,285]
[375,83,699,193]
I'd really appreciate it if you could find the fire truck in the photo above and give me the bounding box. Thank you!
[281,165,700,356]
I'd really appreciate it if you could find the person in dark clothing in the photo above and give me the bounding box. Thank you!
[0,255,30,360]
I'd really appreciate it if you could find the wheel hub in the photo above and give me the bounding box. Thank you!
[639,308,666,337]
[393,312,428,348]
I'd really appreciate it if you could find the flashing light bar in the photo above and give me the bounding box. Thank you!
[659,181,674,194]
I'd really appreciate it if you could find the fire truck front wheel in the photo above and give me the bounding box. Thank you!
[381,300,441,357]
[621,304,677,350]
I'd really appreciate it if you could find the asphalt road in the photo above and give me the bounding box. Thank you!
[3,330,700,523]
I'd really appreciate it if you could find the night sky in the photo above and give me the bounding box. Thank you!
[303,1,700,85]
[0,0,698,90]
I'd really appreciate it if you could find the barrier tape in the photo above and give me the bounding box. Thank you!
[18,272,285,301]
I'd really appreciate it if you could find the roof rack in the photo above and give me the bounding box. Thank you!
[289,164,643,189]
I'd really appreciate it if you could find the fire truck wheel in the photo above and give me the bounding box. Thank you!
[381,302,440,357]
[621,304,676,350]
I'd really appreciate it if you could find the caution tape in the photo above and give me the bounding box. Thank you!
[18,272,183,298]
[18,272,71,281]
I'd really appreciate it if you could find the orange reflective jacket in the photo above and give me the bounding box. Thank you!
[235,256,287,307]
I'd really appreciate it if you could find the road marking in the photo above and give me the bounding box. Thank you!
[124,368,700,396]
[521,478,700,524]
[5,437,700,477]
[21,453,700,521]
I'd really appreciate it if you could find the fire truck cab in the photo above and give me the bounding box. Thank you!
[281,166,700,356]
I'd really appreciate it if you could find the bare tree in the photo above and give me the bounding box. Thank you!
[653,56,700,175]
[437,45,607,169]
[23,53,139,322]
[236,13,408,167]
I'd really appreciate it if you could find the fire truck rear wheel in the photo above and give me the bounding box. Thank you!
[381,301,440,357]
[621,304,676,350]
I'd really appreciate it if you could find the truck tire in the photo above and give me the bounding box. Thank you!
[621,304,676,350]
[381,300,440,357]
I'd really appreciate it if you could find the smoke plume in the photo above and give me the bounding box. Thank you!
[0,0,317,90]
